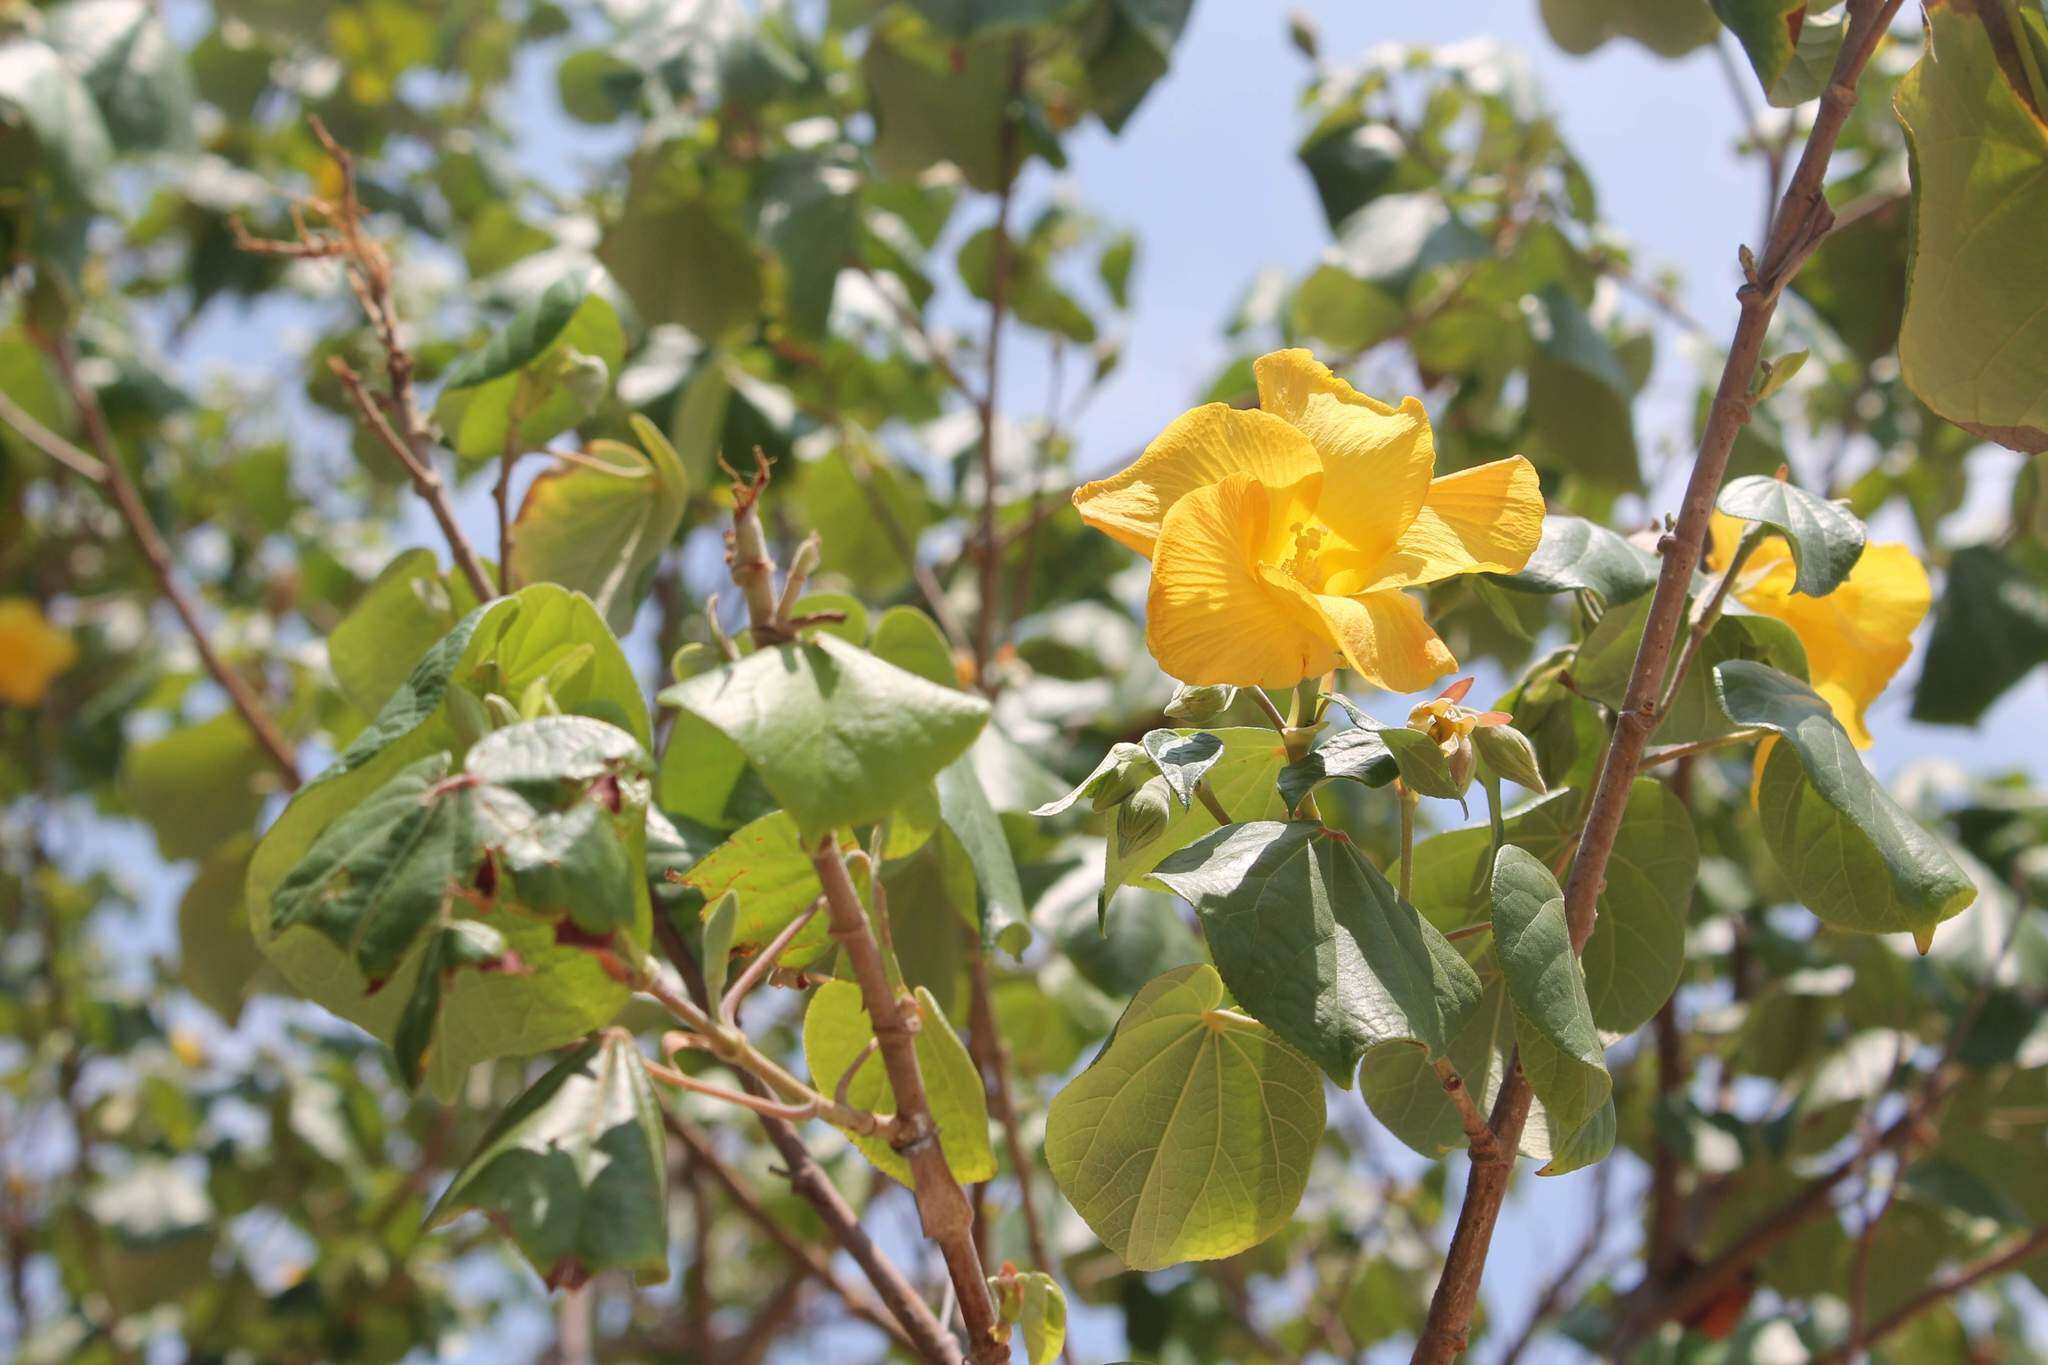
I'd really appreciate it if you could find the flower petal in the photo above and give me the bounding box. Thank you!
[1264,577,1458,695]
[1073,403,1321,557]
[1734,542,1931,748]
[1352,455,1546,591]
[1254,348,1403,421]
[1146,474,1340,689]
[1254,349,1436,572]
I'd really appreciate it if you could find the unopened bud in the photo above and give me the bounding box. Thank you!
[1165,683,1238,723]
[1472,722,1546,793]
[1087,742,1152,812]
[1116,783,1171,854]
[670,641,720,684]
[1445,734,1476,798]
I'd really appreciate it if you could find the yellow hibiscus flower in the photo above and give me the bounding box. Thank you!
[0,598,78,706]
[1707,511,1930,748]
[1072,350,1545,692]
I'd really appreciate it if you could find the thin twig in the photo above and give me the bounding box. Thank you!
[235,118,495,603]
[0,386,107,482]
[1432,1058,1500,1165]
[1814,1227,2048,1363]
[655,922,961,1363]
[719,897,823,1029]
[965,946,1061,1299]
[42,335,302,788]
[970,38,1028,690]
[662,1112,921,1356]
[1412,13,1904,1357]
[495,422,519,595]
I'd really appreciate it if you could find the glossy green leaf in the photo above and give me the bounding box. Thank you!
[1895,0,2048,453]
[329,549,482,719]
[1717,660,1977,949]
[1712,1,1847,105]
[682,811,839,962]
[249,586,650,1098]
[1490,846,1611,1163]
[869,605,957,688]
[1044,964,1324,1271]
[801,980,995,1186]
[660,634,989,841]
[509,416,688,632]
[428,1034,669,1288]
[1717,474,1867,597]
[1407,781,1695,1034]
[1150,821,1483,1086]
[1493,514,1659,604]
[46,0,196,153]
[0,35,115,209]
[436,274,626,461]
[1277,726,1397,814]
[1140,729,1224,810]
[935,755,1029,955]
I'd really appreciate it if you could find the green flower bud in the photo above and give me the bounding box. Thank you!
[1472,722,1547,793]
[1164,683,1238,723]
[1087,742,1153,812]
[1116,782,1171,854]
[669,641,721,685]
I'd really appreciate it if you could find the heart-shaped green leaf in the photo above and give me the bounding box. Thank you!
[1045,964,1324,1271]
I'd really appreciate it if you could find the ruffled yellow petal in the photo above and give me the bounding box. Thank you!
[0,598,77,706]
[1264,576,1457,695]
[1146,474,1340,689]
[1734,542,1930,748]
[1351,455,1546,592]
[1254,349,1435,574]
[1072,403,1321,557]
[1253,348,1402,421]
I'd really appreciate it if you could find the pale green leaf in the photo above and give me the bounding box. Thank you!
[1044,964,1324,1271]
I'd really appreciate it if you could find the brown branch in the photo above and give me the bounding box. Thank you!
[812,838,1007,1363]
[1410,7,1905,1358]
[970,38,1029,690]
[663,1112,918,1356]
[1814,1227,2048,1363]
[654,921,958,1363]
[1432,1059,1500,1166]
[495,420,519,595]
[235,117,494,604]
[965,946,1060,1289]
[41,335,303,789]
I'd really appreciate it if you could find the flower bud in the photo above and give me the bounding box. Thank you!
[1087,742,1153,812]
[1444,734,1477,798]
[1116,783,1171,854]
[1472,722,1547,793]
[1164,683,1237,723]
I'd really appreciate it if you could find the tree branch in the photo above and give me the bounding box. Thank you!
[235,118,495,604]
[1815,1226,2048,1363]
[1409,6,1905,1358]
[662,1112,919,1356]
[41,335,303,789]
[811,838,1007,1364]
[653,920,961,1363]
